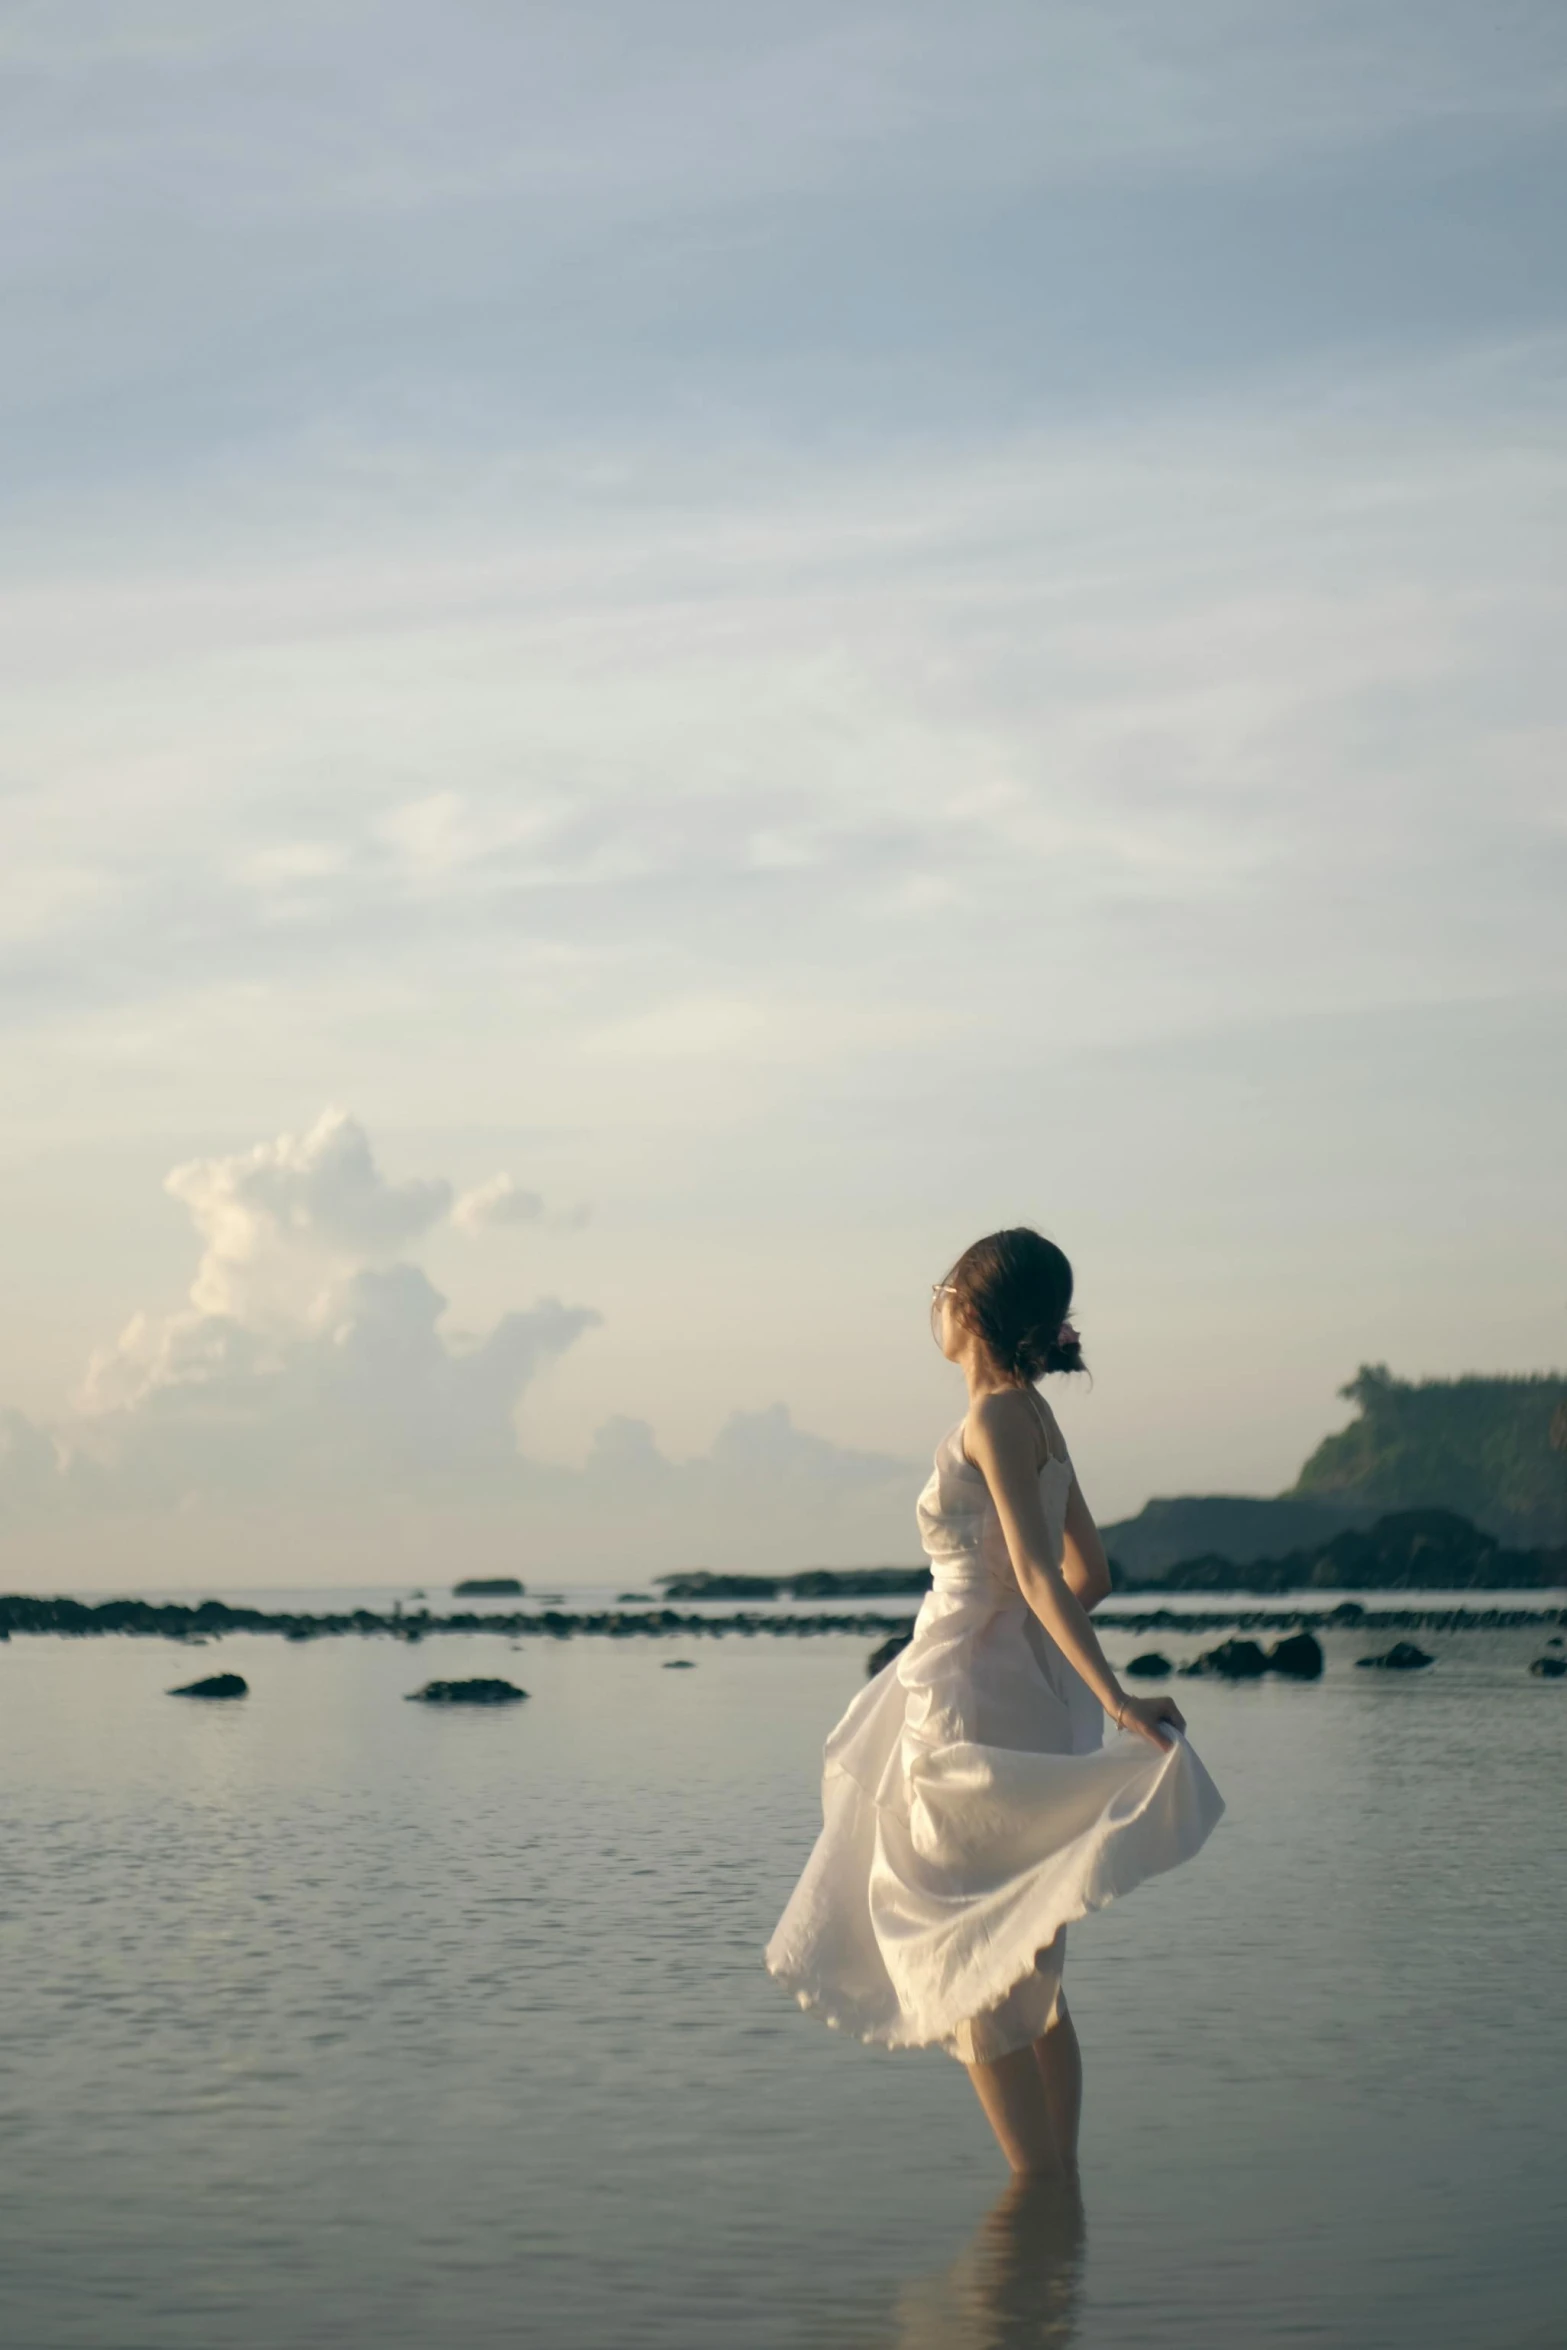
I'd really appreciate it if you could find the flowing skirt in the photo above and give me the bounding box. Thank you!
[764,1584,1226,2061]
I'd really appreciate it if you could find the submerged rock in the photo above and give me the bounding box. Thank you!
[1529,1655,1567,1678]
[662,1659,696,1670]
[1356,1641,1434,1671]
[405,1678,528,1705]
[1265,1630,1325,1680]
[1125,1651,1173,1679]
[866,1631,913,1678]
[1181,1637,1269,1681]
[452,1577,525,1597]
[168,1672,248,1700]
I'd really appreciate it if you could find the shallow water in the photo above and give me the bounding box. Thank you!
[2,1611,1564,2349]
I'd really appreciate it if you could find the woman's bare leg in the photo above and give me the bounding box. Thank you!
[963,2044,1068,2176]
[1032,1995,1083,2171]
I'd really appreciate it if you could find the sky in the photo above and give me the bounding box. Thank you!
[3,1,1565,1590]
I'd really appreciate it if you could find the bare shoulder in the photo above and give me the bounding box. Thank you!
[966,1386,1041,1462]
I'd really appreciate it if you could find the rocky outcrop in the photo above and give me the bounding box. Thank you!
[405,1678,528,1704]
[659,1566,931,1601]
[1113,1508,1565,1595]
[0,1590,1556,1648]
[1529,1655,1566,1678]
[866,1631,913,1678]
[1181,1638,1269,1680]
[168,1672,248,1699]
[659,1572,783,1600]
[1178,1629,1324,1682]
[1124,1651,1172,1679]
[1264,1630,1324,1680]
[1103,1494,1370,1579]
[1355,1640,1434,1671]
[452,1578,524,1597]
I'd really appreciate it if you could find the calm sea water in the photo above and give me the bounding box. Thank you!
[3,1601,1564,2350]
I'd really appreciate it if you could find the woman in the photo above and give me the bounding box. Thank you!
[765,1227,1225,2176]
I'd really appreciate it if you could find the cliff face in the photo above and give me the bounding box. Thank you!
[1291,1367,1567,1548]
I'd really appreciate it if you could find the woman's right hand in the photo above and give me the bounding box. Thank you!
[1114,1691,1185,1748]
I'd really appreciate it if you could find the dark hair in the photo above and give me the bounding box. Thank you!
[935,1227,1085,1383]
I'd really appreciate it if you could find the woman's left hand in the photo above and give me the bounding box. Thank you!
[1115,1692,1185,1748]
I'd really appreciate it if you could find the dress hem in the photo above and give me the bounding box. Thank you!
[764,1881,1096,2062]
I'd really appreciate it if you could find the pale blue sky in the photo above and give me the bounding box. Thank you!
[2,3,1564,1586]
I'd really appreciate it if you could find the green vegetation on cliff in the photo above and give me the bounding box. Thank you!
[1291,1366,1567,1547]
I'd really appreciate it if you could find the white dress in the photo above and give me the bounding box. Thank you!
[765,1418,1226,2061]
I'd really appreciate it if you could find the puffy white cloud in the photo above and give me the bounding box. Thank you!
[76,1270,599,1503]
[0,1113,916,1576]
[452,1173,545,1235]
[164,1108,454,1323]
[31,1112,596,1510]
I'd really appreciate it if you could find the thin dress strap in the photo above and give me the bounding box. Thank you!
[1023,1384,1068,1469]
[959,1387,1067,1473]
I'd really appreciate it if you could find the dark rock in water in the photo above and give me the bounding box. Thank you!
[659,1571,783,1601]
[790,1567,932,1600]
[1546,1634,1564,1647]
[1266,1630,1324,1680]
[1125,1651,1173,1679]
[1529,1655,1567,1678]
[168,1672,248,1699]
[285,1625,314,1643]
[618,1591,654,1603]
[405,1677,528,1705]
[662,1659,696,1670]
[866,1631,913,1678]
[452,1577,525,1597]
[1181,1637,1269,1680]
[1356,1640,1434,1671]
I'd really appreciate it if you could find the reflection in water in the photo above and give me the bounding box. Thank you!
[871,2171,1087,2350]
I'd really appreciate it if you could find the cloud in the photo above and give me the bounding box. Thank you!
[37,1112,597,1507]
[164,1108,453,1322]
[0,1114,916,1577]
[453,1172,545,1234]
[75,1269,599,1504]
[569,1402,917,1574]
[0,1407,64,1520]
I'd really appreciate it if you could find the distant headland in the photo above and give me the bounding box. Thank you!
[1101,1368,1567,1585]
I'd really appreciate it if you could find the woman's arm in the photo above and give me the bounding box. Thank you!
[966,1391,1181,1749]
[1061,1474,1112,1612]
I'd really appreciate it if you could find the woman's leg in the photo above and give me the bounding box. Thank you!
[1032,1994,1083,2171]
[963,2045,1068,2176]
